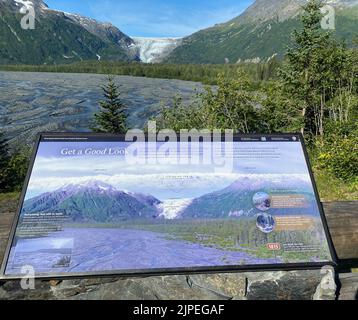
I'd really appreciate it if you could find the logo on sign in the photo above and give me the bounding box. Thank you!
[267,243,281,251]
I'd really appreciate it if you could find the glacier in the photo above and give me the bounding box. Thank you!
[158,198,193,219]
[132,37,182,63]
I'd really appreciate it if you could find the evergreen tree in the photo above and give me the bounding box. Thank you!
[92,76,128,133]
[278,0,349,136]
[0,132,11,193]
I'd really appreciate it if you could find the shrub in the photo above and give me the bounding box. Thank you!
[155,71,262,133]
[0,146,32,193]
[317,122,358,182]
[0,132,11,193]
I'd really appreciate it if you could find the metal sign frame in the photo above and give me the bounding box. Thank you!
[0,132,337,280]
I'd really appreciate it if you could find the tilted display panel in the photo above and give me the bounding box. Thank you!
[0,133,336,279]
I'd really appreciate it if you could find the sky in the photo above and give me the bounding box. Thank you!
[45,0,254,38]
[23,141,312,200]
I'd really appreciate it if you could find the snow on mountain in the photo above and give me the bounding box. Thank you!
[22,180,163,221]
[0,0,136,63]
[8,0,48,12]
[63,12,135,49]
[59,180,117,194]
[13,0,32,9]
[133,37,182,63]
[180,173,317,219]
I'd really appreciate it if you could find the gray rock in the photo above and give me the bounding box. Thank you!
[244,267,336,300]
[187,274,246,300]
[313,266,337,300]
[51,274,245,300]
[0,267,337,300]
[0,280,54,300]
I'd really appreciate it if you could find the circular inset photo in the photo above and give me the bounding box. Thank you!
[253,192,271,211]
[256,213,276,233]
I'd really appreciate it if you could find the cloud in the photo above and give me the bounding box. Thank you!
[25,172,311,201]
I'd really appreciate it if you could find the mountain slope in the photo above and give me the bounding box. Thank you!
[1,0,357,64]
[180,175,318,219]
[22,181,162,222]
[0,0,137,64]
[166,0,358,64]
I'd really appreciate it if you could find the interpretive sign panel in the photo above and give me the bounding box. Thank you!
[1,133,335,279]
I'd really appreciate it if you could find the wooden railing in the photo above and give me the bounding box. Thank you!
[323,201,358,270]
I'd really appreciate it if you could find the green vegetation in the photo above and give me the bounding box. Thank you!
[92,76,128,133]
[166,6,358,64]
[313,169,358,202]
[0,60,279,85]
[167,16,301,64]
[1,0,357,65]
[0,8,131,64]
[155,70,263,133]
[0,132,31,194]
[0,192,19,202]
[67,218,330,262]
[155,0,358,195]
[0,132,10,192]
[0,1,356,200]
[279,1,357,137]
[315,123,358,182]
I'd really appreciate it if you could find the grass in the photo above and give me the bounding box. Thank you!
[0,192,20,202]
[0,192,20,214]
[313,168,358,202]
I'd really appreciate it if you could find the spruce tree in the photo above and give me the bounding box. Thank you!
[278,0,347,136]
[92,76,128,133]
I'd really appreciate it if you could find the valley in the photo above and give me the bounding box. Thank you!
[13,177,331,269]
[1,0,357,64]
[0,71,203,145]
[5,227,281,274]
